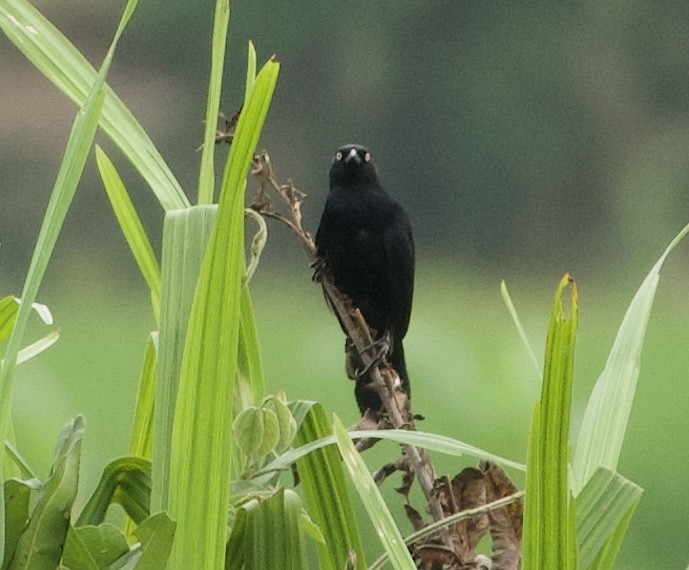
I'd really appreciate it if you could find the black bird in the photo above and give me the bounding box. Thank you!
[315,144,415,413]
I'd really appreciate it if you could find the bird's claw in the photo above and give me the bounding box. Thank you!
[311,257,327,282]
[354,332,392,378]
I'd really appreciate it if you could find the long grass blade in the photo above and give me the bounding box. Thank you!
[197,0,231,205]
[332,414,415,570]
[95,146,161,323]
[572,221,689,492]
[0,0,138,556]
[291,402,365,570]
[0,0,188,210]
[522,274,578,569]
[166,57,279,569]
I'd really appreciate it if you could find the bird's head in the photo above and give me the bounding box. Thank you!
[329,144,379,187]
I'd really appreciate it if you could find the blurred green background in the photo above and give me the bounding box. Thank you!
[2,1,689,567]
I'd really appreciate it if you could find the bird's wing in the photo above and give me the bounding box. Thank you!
[384,204,415,342]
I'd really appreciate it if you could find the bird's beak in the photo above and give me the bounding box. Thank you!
[344,148,361,164]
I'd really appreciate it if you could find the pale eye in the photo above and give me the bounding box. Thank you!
[364,152,371,162]
[335,151,343,161]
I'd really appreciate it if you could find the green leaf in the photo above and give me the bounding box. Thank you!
[576,467,643,569]
[500,280,542,379]
[573,220,689,492]
[0,0,188,211]
[292,403,365,570]
[244,41,257,104]
[166,57,280,569]
[265,395,296,454]
[197,0,230,205]
[587,502,638,570]
[3,479,37,570]
[0,0,137,556]
[522,275,578,570]
[0,297,53,344]
[132,512,176,570]
[226,490,307,570]
[63,524,129,568]
[233,407,265,463]
[128,333,158,461]
[259,426,524,476]
[237,284,266,406]
[332,414,415,570]
[10,416,84,570]
[151,205,217,513]
[95,146,161,322]
[76,456,151,527]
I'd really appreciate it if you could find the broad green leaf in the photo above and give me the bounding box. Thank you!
[60,527,99,570]
[0,0,188,211]
[292,402,365,570]
[151,205,217,513]
[226,490,307,570]
[3,479,37,570]
[587,502,638,570]
[573,220,689,492]
[522,275,578,570]
[62,524,129,568]
[0,0,136,555]
[197,0,230,205]
[576,467,642,569]
[76,456,151,528]
[233,407,265,464]
[128,333,158,461]
[166,57,279,569]
[332,414,415,570]
[265,395,296,454]
[10,416,84,570]
[95,146,161,322]
[132,512,176,570]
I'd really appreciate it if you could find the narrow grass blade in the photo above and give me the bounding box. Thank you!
[575,467,642,569]
[500,280,542,380]
[292,402,365,570]
[573,221,689,492]
[13,331,59,366]
[167,58,279,569]
[244,41,257,104]
[226,490,307,569]
[0,0,137,556]
[128,332,158,461]
[151,205,216,513]
[76,456,150,528]
[11,416,84,569]
[332,414,415,569]
[0,0,188,210]
[522,275,578,570]
[197,0,230,205]
[96,146,161,322]
[259,427,524,476]
[237,284,265,405]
